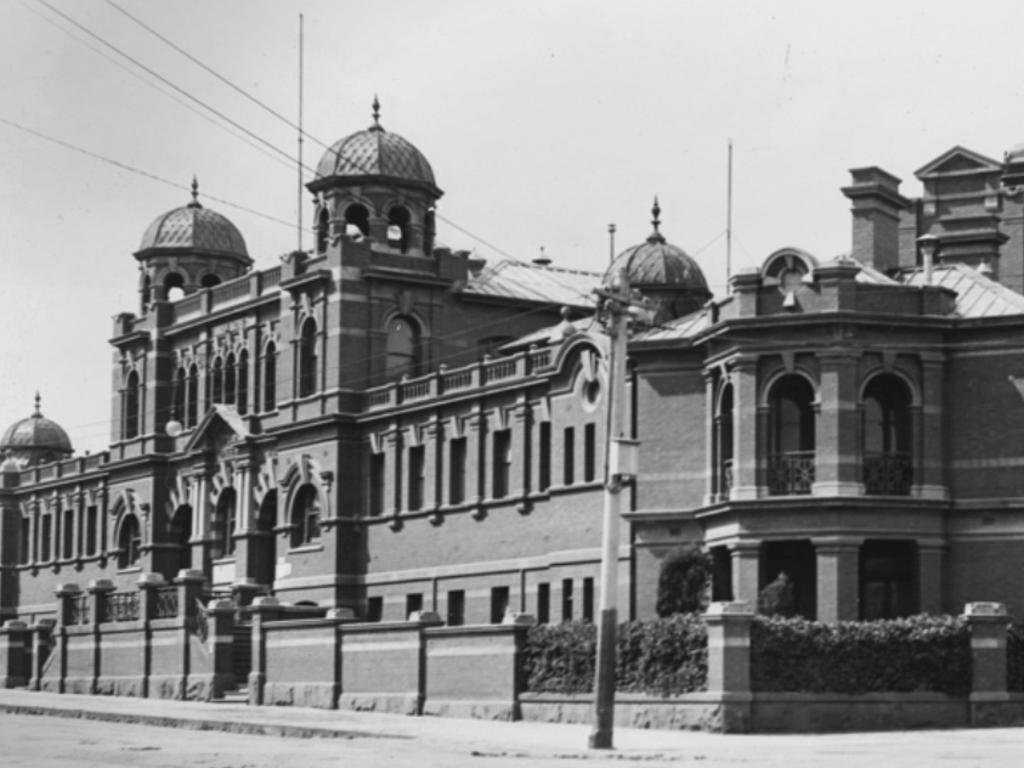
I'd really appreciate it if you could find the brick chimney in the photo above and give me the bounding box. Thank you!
[841,167,909,273]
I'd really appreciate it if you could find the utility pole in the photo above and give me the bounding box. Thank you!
[589,234,644,750]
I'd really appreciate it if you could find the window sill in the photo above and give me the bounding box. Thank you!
[288,542,324,555]
[117,566,143,575]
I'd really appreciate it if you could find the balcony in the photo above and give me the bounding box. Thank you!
[768,451,815,495]
[863,452,913,495]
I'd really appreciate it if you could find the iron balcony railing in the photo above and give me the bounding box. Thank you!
[863,452,913,495]
[767,451,815,495]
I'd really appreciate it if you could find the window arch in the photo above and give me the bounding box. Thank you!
[262,341,277,412]
[123,370,141,440]
[862,374,913,495]
[715,382,734,499]
[186,363,199,427]
[200,274,221,289]
[344,203,369,238]
[173,366,187,424]
[385,314,422,380]
[224,353,237,406]
[211,356,224,404]
[387,206,411,253]
[237,349,249,415]
[298,318,318,397]
[213,488,236,558]
[316,206,330,253]
[117,513,142,569]
[767,374,815,495]
[290,484,321,548]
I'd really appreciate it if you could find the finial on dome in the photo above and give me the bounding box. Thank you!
[33,391,41,417]
[371,94,382,131]
[647,196,665,244]
[188,175,201,208]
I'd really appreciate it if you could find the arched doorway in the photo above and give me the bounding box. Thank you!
[252,490,277,589]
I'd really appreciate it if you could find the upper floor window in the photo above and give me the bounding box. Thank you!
[316,206,330,253]
[716,383,734,498]
[387,205,411,253]
[173,366,187,424]
[186,363,199,426]
[211,356,224,404]
[117,513,142,569]
[237,350,249,415]
[224,353,237,406]
[298,318,318,398]
[344,203,369,238]
[123,370,141,440]
[385,315,422,380]
[767,374,815,495]
[291,484,321,547]
[862,374,913,495]
[492,429,511,498]
[262,342,277,412]
[213,488,236,558]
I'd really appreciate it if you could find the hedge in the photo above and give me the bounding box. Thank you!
[750,614,971,696]
[522,614,707,696]
[1008,624,1024,692]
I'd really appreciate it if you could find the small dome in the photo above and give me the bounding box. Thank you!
[137,179,248,260]
[1006,143,1024,164]
[606,199,709,294]
[314,98,437,190]
[0,395,73,469]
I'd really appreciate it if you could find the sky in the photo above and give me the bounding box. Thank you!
[1,0,1024,454]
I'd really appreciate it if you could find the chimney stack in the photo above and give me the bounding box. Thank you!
[841,167,909,273]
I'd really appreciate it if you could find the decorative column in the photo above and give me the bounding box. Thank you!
[465,408,484,509]
[916,354,947,500]
[728,542,761,605]
[731,358,760,500]
[813,351,861,496]
[704,601,754,733]
[232,457,255,581]
[383,426,400,518]
[917,542,945,615]
[482,409,499,502]
[422,419,442,513]
[965,602,1010,726]
[509,403,528,501]
[189,464,214,575]
[813,537,861,621]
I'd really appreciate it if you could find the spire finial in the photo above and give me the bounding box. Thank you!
[647,196,665,244]
[189,175,201,208]
[371,94,382,130]
[33,391,41,416]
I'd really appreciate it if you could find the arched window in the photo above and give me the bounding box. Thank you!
[213,488,236,558]
[211,356,224,404]
[186,363,199,427]
[173,366,187,423]
[224,353,237,406]
[170,505,192,574]
[385,315,422,380]
[716,383,734,499]
[344,203,369,238]
[767,375,815,495]
[200,274,221,289]
[424,208,436,255]
[387,206,411,253]
[862,374,913,495]
[237,350,249,415]
[117,513,142,569]
[262,342,277,412]
[164,272,186,302]
[123,370,141,439]
[298,318,318,398]
[316,207,330,253]
[290,484,321,548]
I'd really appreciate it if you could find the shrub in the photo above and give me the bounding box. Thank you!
[523,614,707,696]
[750,614,971,696]
[1008,624,1024,692]
[758,572,796,617]
[656,546,712,617]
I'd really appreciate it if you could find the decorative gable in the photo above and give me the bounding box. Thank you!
[182,404,251,454]
[915,146,1003,180]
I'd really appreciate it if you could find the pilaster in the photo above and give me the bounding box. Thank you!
[812,352,861,496]
[730,359,760,500]
[813,537,861,621]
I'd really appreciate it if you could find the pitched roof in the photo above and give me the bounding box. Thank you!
[462,259,601,308]
[901,263,1024,318]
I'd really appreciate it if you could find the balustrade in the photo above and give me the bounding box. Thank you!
[767,451,815,495]
[153,586,179,619]
[863,452,913,495]
[102,591,140,623]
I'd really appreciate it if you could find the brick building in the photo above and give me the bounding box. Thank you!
[4,107,1024,647]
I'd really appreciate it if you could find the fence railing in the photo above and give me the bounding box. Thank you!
[153,586,179,619]
[102,591,140,623]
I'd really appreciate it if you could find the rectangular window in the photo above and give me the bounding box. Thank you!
[582,577,595,623]
[449,437,466,505]
[366,596,383,622]
[369,453,385,516]
[584,423,596,483]
[86,505,98,555]
[62,508,74,559]
[19,518,30,565]
[405,593,423,619]
[538,422,551,491]
[536,582,550,624]
[447,590,465,626]
[40,514,52,562]
[492,429,511,499]
[561,578,574,622]
[490,585,510,624]
[563,427,575,486]
[408,445,425,511]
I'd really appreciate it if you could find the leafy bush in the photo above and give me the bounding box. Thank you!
[758,572,796,617]
[523,614,707,695]
[750,614,971,696]
[656,547,712,617]
[1008,624,1024,692]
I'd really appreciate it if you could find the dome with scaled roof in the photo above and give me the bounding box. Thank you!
[313,97,439,194]
[606,199,712,320]
[136,179,249,262]
[0,394,73,469]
